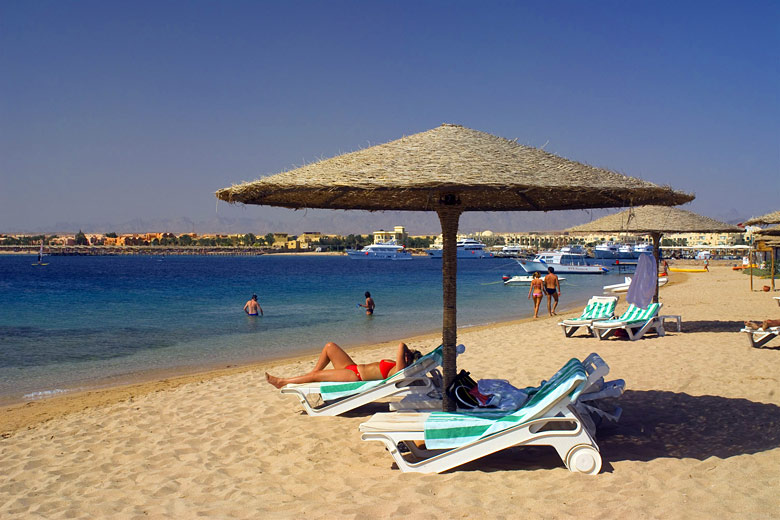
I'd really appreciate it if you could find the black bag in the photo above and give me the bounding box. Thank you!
[447,370,494,409]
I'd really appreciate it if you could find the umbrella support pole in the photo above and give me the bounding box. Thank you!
[437,206,462,412]
[652,232,661,304]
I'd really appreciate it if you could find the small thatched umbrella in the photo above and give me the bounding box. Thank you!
[567,206,739,302]
[744,211,780,226]
[754,225,780,290]
[216,124,692,411]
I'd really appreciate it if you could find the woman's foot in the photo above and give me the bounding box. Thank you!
[266,372,286,389]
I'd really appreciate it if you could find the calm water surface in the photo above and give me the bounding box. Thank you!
[0,254,630,402]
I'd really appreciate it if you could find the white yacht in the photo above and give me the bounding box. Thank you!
[426,238,493,259]
[346,240,412,260]
[499,245,527,257]
[516,252,609,274]
[618,244,635,259]
[503,274,566,285]
[594,242,619,259]
[560,244,587,255]
[633,243,654,255]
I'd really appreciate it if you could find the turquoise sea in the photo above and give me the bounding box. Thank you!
[0,254,630,403]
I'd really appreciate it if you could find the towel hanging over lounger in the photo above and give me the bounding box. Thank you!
[627,253,656,309]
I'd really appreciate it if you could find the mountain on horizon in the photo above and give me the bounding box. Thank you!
[6,206,753,236]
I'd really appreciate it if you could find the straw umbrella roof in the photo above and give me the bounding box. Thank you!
[756,224,780,237]
[566,206,740,234]
[216,123,693,411]
[216,124,692,211]
[744,211,780,226]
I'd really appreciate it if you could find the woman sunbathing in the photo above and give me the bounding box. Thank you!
[265,341,422,389]
[744,319,780,331]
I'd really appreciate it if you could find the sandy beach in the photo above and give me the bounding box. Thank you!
[2,265,779,519]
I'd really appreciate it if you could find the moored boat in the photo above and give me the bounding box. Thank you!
[427,238,493,259]
[516,252,609,274]
[503,274,566,285]
[346,240,412,260]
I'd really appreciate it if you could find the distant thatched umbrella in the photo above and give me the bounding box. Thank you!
[756,224,780,237]
[744,211,780,226]
[567,206,739,302]
[217,124,693,411]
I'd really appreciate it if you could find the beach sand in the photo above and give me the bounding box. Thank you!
[1,266,779,519]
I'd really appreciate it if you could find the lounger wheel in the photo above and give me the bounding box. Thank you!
[565,445,602,475]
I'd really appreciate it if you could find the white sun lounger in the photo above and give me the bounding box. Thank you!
[559,296,618,337]
[740,326,780,348]
[280,345,461,416]
[591,302,664,341]
[360,357,603,474]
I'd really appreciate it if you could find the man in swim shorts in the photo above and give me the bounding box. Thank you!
[243,294,263,316]
[544,267,561,316]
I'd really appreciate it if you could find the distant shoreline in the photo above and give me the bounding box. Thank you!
[0,245,437,256]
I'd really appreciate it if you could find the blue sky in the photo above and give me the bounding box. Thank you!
[1,1,778,234]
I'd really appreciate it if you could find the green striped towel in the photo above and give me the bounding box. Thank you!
[319,345,443,401]
[568,300,617,323]
[595,302,659,327]
[424,359,588,449]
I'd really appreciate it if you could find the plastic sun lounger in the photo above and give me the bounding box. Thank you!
[590,302,664,341]
[740,327,780,348]
[279,345,461,416]
[360,356,606,474]
[558,296,618,337]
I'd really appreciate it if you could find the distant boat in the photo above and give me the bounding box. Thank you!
[32,240,49,266]
[346,240,412,260]
[594,242,619,259]
[426,238,493,259]
[503,275,566,285]
[516,252,609,274]
[603,276,668,294]
[559,245,586,255]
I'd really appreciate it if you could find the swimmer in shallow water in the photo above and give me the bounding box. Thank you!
[243,294,263,316]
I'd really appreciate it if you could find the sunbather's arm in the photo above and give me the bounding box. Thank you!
[387,343,412,376]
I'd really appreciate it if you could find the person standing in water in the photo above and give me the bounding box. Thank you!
[527,271,544,318]
[243,294,263,316]
[359,291,375,315]
[544,267,561,316]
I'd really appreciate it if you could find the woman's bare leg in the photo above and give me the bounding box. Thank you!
[266,368,360,389]
[309,342,357,372]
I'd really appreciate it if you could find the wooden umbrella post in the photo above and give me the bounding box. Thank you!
[437,200,462,412]
[652,232,661,303]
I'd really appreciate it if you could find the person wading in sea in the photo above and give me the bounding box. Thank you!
[243,294,263,316]
[359,291,375,316]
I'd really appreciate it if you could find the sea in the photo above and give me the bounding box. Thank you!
[0,254,632,404]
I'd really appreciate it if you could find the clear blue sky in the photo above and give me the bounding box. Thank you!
[1,0,778,234]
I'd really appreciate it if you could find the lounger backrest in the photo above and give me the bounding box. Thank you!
[616,302,659,322]
[318,345,445,400]
[581,299,617,320]
[424,359,588,449]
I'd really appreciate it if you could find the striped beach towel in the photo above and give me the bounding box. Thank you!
[595,302,659,327]
[319,345,444,401]
[567,300,617,323]
[424,359,588,449]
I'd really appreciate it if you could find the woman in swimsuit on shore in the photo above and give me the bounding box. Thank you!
[527,271,544,318]
[265,341,422,389]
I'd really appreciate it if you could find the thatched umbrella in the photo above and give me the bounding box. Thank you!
[744,211,780,226]
[216,124,692,411]
[567,206,739,302]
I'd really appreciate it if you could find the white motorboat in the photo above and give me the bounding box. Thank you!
[618,244,635,259]
[503,275,566,286]
[516,252,609,274]
[603,276,668,294]
[498,245,527,257]
[346,240,412,260]
[594,242,619,259]
[427,238,493,259]
[559,244,586,255]
[633,243,654,255]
